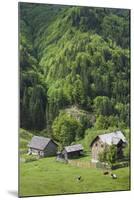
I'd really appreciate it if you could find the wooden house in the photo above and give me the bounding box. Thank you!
[28,136,58,157]
[62,144,84,160]
[90,131,127,163]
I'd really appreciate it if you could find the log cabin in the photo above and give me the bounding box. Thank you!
[28,136,58,157]
[90,131,127,163]
[62,144,84,160]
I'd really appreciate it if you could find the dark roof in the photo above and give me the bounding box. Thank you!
[90,131,126,147]
[28,136,57,150]
[64,144,83,153]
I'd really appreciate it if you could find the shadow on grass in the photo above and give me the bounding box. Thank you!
[8,190,18,197]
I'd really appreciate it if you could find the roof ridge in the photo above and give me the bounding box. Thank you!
[99,130,122,136]
[65,143,82,147]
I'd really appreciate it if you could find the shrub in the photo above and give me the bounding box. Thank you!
[24,155,38,163]
[123,144,130,161]
[111,161,129,170]
[52,112,83,147]
[20,138,28,149]
[98,145,117,165]
[19,129,33,140]
[20,149,28,155]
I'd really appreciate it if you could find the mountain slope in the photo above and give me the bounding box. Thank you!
[19,3,130,134]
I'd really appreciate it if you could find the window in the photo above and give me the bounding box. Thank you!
[101,144,104,148]
[95,143,98,147]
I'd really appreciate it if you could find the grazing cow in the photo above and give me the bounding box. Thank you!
[103,171,109,175]
[77,176,82,181]
[111,173,117,179]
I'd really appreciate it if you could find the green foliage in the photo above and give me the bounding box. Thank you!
[111,161,129,170]
[24,155,38,163]
[20,138,28,149]
[115,103,130,126]
[98,146,109,163]
[95,115,109,129]
[52,112,83,146]
[20,3,130,136]
[93,96,113,116]
[19,128,33,140]
[101,14,129,48]
[95,115,119,129]
[19,129,33,154]
[99,145,117,165]
[123,142,130,161]
[95,113,129,130]
[107,145,117,164]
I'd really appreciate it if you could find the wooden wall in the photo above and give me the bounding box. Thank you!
[91,138,105,162]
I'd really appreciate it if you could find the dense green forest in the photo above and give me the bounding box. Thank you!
[19,3,130,146]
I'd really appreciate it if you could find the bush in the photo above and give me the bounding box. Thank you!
[95,115,121,130]
[24,155,38,163]
[93,96,113,116]
[111,161,129,170]
[52,112,83,147]
[98,145,117,165]
[19,128,33,140]
[20,149,28,155]
[20,138,28,149]
[123,144,130,161]
[40,129,51,137]
[95,115,109,129]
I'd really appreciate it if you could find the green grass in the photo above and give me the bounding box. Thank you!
[19,157,130,197]
[19,128,130,196]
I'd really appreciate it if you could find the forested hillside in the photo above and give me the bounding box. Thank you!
[19,3,130,146]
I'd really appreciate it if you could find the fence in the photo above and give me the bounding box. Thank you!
[68,159,112,171]
[68,160,91,168]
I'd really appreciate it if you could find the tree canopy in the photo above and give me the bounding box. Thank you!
[19,3,130,140]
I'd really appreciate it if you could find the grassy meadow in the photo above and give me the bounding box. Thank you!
[19,128,130,196]
[19,157,130,197]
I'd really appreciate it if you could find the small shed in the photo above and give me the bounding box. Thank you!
[28,136,58,157]
[63,144,84,160]
[90,131,127,163]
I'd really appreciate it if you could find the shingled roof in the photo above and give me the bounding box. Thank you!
[64,144,84,153]
[91,131,126,146]
[28,136,56,151]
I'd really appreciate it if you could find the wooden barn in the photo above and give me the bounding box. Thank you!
[28,136,58,157]
[62,144,84,160]
[90,131,127,163]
